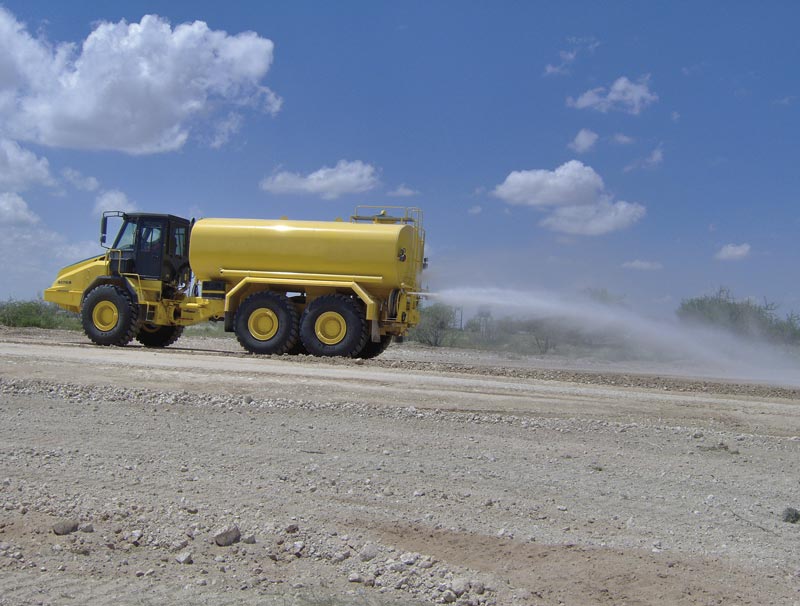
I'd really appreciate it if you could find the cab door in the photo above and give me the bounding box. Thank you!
[135,218,165,279]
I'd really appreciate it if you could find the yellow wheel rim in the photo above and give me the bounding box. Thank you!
[248,308,279,341]
[315,311,347,345]
[92,301,119,332]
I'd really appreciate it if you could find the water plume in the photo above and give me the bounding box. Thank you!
[437,287,800,387]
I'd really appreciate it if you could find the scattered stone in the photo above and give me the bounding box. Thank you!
[285,523,300,534]
[175,551,193,564]
[471,580,485,595]
[214,525,241,547]
[348,572,363,583]
[171,539,189,552]
[359,542,379,562]
[331,550,350,563]
[441,589,457,603]
[52,520,79,536]
[399,551,419,565]
[782,507,800,523]
[78,523,94,533]
[450,577,470,597]
[242,534,256,544]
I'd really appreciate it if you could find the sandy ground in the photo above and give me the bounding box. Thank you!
[0,327,799,605]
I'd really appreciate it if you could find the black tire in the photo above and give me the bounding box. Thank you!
[235,291,298,355]
[300,294,368,357]
[286,338,309,355]
[81,285,139,346]
[136,324,184,348]
[357,335,392,359]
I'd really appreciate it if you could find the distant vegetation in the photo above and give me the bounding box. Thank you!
[677,287,800,346]
[0,299,81,330]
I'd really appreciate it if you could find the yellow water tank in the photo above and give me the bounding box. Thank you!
[189,218,421,294]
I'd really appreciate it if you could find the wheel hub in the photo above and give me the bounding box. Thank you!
[92,301,119,332]
[248,308,279,341]
[315,311,347,345]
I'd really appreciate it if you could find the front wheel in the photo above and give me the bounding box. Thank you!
[235,291,299,355]
[136,324,184,348]
[300,294,368,357]
[81,285,139,346]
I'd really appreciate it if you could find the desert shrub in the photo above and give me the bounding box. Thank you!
[0,299,81,330]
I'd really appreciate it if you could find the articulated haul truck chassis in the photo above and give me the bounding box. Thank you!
[44,206,426,359]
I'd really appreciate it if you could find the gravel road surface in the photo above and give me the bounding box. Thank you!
[1,328,799,605]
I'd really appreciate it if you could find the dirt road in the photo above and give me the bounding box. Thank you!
[1,328,799,605]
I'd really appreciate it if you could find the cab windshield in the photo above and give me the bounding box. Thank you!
[113,220,137,250]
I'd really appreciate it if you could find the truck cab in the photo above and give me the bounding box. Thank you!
[103,212,192,291]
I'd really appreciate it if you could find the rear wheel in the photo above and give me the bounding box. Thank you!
[81,285,139,346]
[235,291,298,355]
[136,324,184,348]
[300,294,368,357]
[357,335,392,359]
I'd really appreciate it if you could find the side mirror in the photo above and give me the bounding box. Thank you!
[100,216,108,246]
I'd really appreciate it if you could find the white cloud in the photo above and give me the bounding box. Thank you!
[625,144,664,172]
[671,111,681,123]
[492,160,645,236]
[0,9,279,154]
[210,112,244,149]
[492,160,604,208]
[544,50,577,76]
[0,192,39,224]
[774,95,796,106]
[715,243,751,261]
[62,167,99,191]
[567,75,658,115]
[540,199,645,236]
[93,189,137,216]
[0,139,53,190]
[612,133,635,145]
[467,205,482,215]
[387,184,419,197]
[567,128,598,153]
[260,160,379,200]
[543,37,599,76]
[622,259,663,271]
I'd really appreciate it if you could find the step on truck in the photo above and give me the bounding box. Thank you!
[44,206,426,359]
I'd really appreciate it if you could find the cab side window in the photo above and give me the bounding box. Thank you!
[173,226,187,257]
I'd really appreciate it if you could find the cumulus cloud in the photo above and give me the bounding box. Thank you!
[567,75,658,115]
[0,8,279,154]
[612,133,635,145]
[0,192,39,224]
[492,160,645,236]
[622,259,663,271]
[567,128,598,153]
[492,160,604,208]
[0,139,53,190]
[93,189,137,216]
[715,243,751,261]
[62,167,99,192]
[260,160,379,200]
[387,184,419,197]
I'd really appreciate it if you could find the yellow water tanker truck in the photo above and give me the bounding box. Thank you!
[44,206,426,358]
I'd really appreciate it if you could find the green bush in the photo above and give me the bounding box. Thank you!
[0,299,81,330]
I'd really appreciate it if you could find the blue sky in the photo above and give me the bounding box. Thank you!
[0,1,798,316]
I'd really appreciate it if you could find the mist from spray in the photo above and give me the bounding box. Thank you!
[437,287,800,387]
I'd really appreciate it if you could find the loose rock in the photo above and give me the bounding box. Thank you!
[52,520,79,536]
[214,525,241,547]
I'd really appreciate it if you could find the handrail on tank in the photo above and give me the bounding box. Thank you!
[351,205,423,227]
